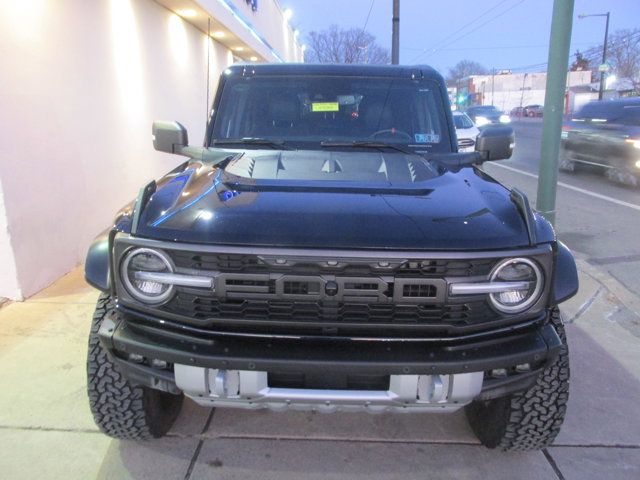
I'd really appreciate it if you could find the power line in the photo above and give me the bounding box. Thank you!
[411,0,526,63]
[423,0,527,60]
[409,0,511,62]
[449,29,640,74]
[361,0,375,34]
[402,42,596,53]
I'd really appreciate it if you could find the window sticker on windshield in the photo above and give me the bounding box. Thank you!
[312,102,340,112]
[414,133,440,143]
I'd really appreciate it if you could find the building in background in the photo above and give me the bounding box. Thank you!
[0,0,302,300]
[459,70,592,113]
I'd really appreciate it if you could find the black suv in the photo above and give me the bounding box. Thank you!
[85,64,578,451]
[561,98,640,187]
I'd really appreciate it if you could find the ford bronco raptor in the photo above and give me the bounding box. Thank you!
[85,64,578,451]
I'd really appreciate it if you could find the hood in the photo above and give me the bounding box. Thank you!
[134,150,534,250]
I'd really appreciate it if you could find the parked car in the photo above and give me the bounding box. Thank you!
[84,63,578,451]
[560,98,640,187]
[453,111,480,152]
[510,106,524,117]
[466,105,511,127]
[523,105,544,118]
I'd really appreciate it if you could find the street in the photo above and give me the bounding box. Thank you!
[484,118,640,298]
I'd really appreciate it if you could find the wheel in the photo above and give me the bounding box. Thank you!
[465,308,569,451]
[528,111,535,118]
[558,149,576,172]
[605,167,639,188]
[87,293,184,439]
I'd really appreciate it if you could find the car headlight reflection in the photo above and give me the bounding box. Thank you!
[499,114,511,124]
[475,116,490,127]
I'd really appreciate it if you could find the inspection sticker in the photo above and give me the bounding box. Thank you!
[311,102,340,112]
[414,133,440,144]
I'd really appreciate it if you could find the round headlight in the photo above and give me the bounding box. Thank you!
[489,258,543,314]
[121,248,174,304]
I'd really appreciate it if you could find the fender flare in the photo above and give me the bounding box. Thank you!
[553,241,579,304]
[85,229,114,292]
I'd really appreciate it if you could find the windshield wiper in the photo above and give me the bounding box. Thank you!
[320,140,417,156]
[212,138,294,150]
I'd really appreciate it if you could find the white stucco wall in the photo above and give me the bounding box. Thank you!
[0,180,21,300]
[0,0,237,299]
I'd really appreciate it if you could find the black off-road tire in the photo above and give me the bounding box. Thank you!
[558,149,576,172]
[87,293,184,439]
[605,167,640,188]
[465,308,569,451]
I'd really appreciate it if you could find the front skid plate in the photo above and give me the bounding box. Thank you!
[174,365,483,413]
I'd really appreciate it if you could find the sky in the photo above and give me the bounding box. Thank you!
[283,0,640,75]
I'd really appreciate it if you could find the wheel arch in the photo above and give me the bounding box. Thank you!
[552,241,579,304]
[85,229,115,292]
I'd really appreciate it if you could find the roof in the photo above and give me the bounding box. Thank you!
[227,63,444,81]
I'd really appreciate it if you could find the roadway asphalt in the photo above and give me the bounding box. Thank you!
[483,118,640,298]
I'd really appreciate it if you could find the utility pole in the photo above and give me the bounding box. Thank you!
[491,68,495,106]
[536,0,575,225]
[391,0,400,64]
[600,13,610,99]
[519,73,528,110]
[578,12,610,100]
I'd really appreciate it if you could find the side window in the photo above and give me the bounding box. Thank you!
[622,106,640,126]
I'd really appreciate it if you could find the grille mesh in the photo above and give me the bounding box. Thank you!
[152,250,518,338]
[169,251,495,277]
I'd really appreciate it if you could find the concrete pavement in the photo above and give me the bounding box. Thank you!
[0,261,639,479]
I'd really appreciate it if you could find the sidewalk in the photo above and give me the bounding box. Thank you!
[0,261,639,479]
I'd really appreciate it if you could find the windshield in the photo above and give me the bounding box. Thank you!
[453,114,474,129]
[210,75,452,152]
[469,106,499,114]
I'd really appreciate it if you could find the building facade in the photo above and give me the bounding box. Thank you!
[462,70,592,112]
[0,0,302,300]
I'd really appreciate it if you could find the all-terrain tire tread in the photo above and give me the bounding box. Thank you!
[87,293,181,440]
[466,308,570,451]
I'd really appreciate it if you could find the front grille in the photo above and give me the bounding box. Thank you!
[158,290,517,337]
[169,251,495,278]
[402,283,437,298]
[141,249,534,339]
[458,138,475,148]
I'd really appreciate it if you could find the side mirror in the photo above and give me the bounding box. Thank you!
[475,126,515,161]
[152,121,188,154]
[152,121,217,161]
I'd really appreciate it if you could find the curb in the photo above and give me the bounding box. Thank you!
[573,251,640,319]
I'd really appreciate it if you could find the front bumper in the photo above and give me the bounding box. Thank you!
[99,308,563,412]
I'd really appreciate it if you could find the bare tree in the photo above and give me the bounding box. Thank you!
[570,50,590,71]
[607,28,640,92]
[305,25,390,64]
[446,60,488,87]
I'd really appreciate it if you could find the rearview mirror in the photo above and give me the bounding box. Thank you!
[475,126,515,161]
[152,121,188,154]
